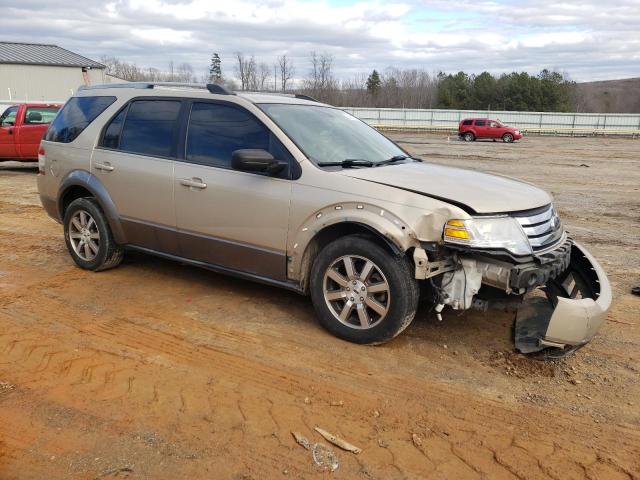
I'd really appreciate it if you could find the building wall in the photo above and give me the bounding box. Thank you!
[0,64,107,102]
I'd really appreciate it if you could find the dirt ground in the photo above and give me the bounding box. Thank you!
[0,134,638,480]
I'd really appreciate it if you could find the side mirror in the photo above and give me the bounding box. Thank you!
[231,149,287,175]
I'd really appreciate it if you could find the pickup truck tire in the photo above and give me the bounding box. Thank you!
[63,198,124,272]
[310,235,419,345]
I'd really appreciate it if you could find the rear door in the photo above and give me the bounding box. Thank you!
[473,119,488,138]
[0,106,19,158]
[173,100,294,280]
[92,98,184,253]
[17,105,60,158]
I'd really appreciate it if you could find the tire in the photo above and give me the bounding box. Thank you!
[310,235,420,345]
[463,132,475,142]
[63,197,124,271]
[502,133,514,143]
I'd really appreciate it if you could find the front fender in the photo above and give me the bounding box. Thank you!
[57,169,126,244]
[287,201,421,282]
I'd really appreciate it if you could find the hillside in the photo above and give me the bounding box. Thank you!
[574,77,640,113]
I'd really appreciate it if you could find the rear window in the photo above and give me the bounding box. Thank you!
[45,96,115,143]
[24,106,59,125]
[462,119,473,126]
[474,120,486,126]
[119,100,182,158]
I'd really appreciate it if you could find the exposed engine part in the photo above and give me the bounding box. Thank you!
[476,258,515,293]
[413,247,455,280]
[434,303,445,321]
[439,258,483,310]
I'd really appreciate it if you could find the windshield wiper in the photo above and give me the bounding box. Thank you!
[317,159,375,168]
[375,155,421,166]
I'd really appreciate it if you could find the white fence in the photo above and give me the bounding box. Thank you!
[342,107,640,136]
[2,100,639,136]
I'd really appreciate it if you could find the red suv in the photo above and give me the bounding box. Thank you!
[458,118,522,143]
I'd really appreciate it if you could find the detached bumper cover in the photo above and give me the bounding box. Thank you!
[515,242,612,354]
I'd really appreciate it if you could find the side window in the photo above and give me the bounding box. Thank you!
[475,120,486,126]
[489,121,498,128]
[119,100,181,158]
[186,102,279,169]
[100,107,127,149]
[462,119,473,126]
[0,106,18,126]
[45,96,116,143]
[24,107,59,125]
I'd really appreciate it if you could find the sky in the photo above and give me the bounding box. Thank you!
[3,0,640,83]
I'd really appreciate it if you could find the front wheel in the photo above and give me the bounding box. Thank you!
[502,133,514,143]
[310,235,419,344]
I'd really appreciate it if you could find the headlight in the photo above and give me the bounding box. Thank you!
[514,130,520,134]
[443,217,531,255]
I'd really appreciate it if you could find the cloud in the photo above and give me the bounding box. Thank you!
[2,0,640,82]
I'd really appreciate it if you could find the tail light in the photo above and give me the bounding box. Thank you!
[38,147,46,175]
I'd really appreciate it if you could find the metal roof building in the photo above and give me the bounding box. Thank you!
[0,41,117,103]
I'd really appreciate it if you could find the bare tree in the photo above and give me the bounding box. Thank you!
[177,62,195,82]
[277,54,295,91]
[258,62,271,91]
[304,51,336,102]
[234,52,248,90]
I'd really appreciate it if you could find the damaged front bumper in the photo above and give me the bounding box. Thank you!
[514,242,612,356]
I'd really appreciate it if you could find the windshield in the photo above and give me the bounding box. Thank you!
[259,104,406,165]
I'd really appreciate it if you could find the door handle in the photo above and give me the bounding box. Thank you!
[95,162,114,172]
[179,178,207,189]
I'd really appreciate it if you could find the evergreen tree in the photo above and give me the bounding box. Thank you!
[209,53,222,83]
[366,70,381,96]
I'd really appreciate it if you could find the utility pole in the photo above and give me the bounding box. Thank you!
[274,65,277,92]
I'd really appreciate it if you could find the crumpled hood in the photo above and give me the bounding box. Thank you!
[339,162,552,214]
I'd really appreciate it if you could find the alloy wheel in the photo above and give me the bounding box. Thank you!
[323,255,391,329]
[69,210,100,261]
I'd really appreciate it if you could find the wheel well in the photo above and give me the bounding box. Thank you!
[60,185,94,217]
[298,222,404,293]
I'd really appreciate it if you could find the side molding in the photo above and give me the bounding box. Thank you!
[57,170,127,244]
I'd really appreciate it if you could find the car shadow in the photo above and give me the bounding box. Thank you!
[0,161,38,172]
[122,250,515,350]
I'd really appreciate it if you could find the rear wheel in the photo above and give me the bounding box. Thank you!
[63,198,124,271]
[502,133,514,143]
[310,235,419,344]
[463,132,475,142]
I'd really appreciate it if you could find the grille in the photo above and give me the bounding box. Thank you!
[513,205,564,252]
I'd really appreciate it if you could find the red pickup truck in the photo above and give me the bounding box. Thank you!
[0,103,61,161]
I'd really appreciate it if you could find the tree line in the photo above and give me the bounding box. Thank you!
[101,52,577,112]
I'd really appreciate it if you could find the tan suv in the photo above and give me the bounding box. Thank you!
[37,82,611,357]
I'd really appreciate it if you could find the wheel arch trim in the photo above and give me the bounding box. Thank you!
[287,202,421,284]
[57,170,126,244]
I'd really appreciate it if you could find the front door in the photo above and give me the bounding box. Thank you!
[0,106,18,158]
[487,120,503,139]
[92,99,182,253]
[174,101,294,281]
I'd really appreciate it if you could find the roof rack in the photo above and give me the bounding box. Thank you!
[294,94,320,102]
[78,82,235,95]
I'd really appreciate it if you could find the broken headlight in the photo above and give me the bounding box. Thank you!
[443,217,531,256]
